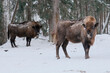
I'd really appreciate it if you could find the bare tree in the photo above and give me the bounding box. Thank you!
[0,0,9,45]
[102,12,110,33]
[11,0,19,23]
[49,0,59,42]
[26,0,32,21]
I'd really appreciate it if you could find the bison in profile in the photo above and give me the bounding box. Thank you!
[56,16,98,59]
[8,21,42,47]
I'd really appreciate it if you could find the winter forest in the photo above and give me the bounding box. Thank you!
[0,0,110,45]
[0,0,110,73]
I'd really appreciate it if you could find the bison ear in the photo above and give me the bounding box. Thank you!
[82,24,86,28]
[94,23,98,28]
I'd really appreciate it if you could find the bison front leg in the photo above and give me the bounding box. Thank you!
[26,37,31,46]
[28,38,31,46]
[83,42,90,59]
[26,37,29,46]
[85,48,90,59]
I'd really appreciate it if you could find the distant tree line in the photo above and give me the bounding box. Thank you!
[0,0,110,45]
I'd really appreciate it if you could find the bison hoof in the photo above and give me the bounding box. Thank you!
[12,46,17,48]
[85,56,90,59]
[15,45,17,47]
[66,56,71,59]
[56,56,60,59]
[26,45,30,47]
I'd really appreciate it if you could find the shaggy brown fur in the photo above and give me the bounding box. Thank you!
[56,16,98,59]
[51,20,77,44]
[8,21,42,47]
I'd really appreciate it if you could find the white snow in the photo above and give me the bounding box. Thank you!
[0,34,110,73]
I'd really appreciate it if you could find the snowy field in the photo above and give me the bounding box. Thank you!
[0,34,110,73]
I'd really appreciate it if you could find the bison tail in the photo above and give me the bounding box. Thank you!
[51,30,57,44]
[8,29,10,39]
[53,34,57,44]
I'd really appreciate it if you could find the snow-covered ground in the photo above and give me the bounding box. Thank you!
[0,34,110,73]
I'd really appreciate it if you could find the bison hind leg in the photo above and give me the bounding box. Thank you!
[56,40,64,59]
[13,37,17,47]
[62,39,70,59]
[10,36,17,47]
[56,35,66,59]
[10,39,14,47]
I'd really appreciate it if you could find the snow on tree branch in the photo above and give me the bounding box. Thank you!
[97,0,110,9]
[102,12,110,33]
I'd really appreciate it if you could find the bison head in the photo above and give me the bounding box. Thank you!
[82,22,98,39]
[82,16,99,39]
[32,25,42,35]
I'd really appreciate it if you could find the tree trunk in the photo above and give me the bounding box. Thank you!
[11,0,19,23]
[102,12,110,33]
[49,0,59,42]
[99,12,103,34]
[85,1,88,16]
[79,0,82,18]
[0,0,8,45]
[3,0,8,42]
[49,18,53,41]
[27,0,32,21]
